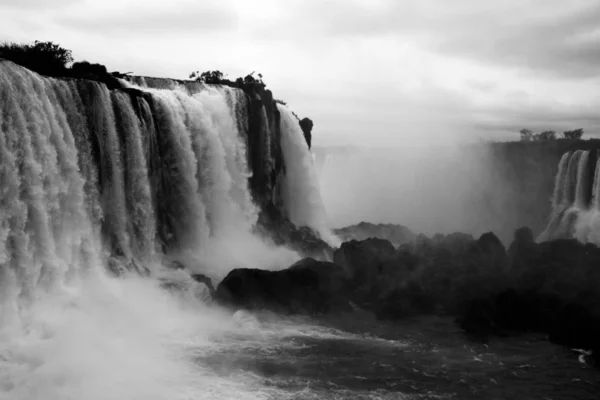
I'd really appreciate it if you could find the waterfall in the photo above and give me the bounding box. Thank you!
[562,150,582,207]
[540,149,600,243]
[550,152,571,208]
[0,60,308,278]
[0,61,316,399]
[575,150,591,209]
[278,104,339,245]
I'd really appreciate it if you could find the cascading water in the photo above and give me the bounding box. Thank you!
[539,149,600,244]
[277,104,339,245]
[0,60,323,399]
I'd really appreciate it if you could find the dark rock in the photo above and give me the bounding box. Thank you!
[191,273,216,295]
[253,204,333,260]
[299,117,313,149]
[215,258,349,314]
[334,222,416,247]
[469,232,507,271]
[376,281,435,320]
[333,238,396,284]
[456,297,497,338]
[456,235,600,364]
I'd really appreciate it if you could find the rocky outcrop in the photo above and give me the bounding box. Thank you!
[253,204,333,260]
[215,258,349,314]
[334,222,416,247]
[299,117,313,149]
[213,224,600,364]
[457,234,600,364]
[333,238,396,284]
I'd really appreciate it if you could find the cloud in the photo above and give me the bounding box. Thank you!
[56,1,238,35]
[0,0,79,10]
[429,1,600,79]
[252,0,600,79]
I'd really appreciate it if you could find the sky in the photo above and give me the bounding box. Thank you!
[1,0,599,147]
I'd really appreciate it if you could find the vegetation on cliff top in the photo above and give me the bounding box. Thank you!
[519,128,585,141]
[0,40,73,76]
[0,40,127,88]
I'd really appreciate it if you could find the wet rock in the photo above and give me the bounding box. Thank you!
[375,281,436,320]
[456,297,497,339]
[299,117,313,149]
[333,238,396,284]
[469,232,507,271]
[215,258,349,315]
[191,273,216,295]
[254,204,333,260]
[457,233,600,363]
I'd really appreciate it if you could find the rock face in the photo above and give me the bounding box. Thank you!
[215,258,349,314]
[299,117,313,149]
[253,204,333,260]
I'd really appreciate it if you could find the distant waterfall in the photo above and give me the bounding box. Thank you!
[575,150,591,209]
[540,149,600,243]
[550,152,571,209]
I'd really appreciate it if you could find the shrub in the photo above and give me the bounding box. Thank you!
[563,128,584,140]
[0,40,73,76]
[189,70,225,84]
[71,61,108,77]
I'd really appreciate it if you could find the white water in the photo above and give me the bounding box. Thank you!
[0,61,327,399]
[539,149,600,244]
[277,104,339,245]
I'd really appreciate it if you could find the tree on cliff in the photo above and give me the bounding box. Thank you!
[71,61,108,77]
[189,70,226,84]
[238,72,265,88]
[563,128,584,140]
[519,129,557,141]
[519,129,534,141]
[535,130,556,141]
[0,40,73,76]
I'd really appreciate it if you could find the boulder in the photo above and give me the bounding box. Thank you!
[375,281,435,320]
[469,232,507,271]
[215,258,349,314]
[333,238,396,285]
[457,235,600,364]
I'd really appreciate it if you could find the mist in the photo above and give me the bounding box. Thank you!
[316,143,522,240]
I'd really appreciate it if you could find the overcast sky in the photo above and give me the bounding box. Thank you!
[2,0,599,147]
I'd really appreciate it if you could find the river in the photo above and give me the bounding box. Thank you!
[197,311,600,399]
